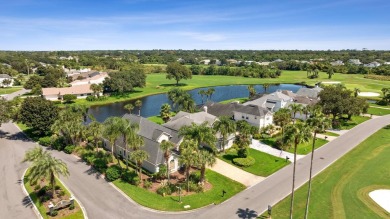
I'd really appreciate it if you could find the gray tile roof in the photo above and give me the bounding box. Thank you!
[204,102,271,117]
[233,104,271,117]
[296,87,322,99]
[244,91,292,107]
[163,111,217,131]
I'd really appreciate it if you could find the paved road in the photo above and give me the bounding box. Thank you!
[0,124,36,219]
[4,88,31,100]
[1,115,390,219]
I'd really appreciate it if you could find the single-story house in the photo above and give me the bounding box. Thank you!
[42,84,95,100]
[108,114,182,174]
[0,74,13,87]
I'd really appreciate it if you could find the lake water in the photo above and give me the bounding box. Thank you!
[89,84,303,122]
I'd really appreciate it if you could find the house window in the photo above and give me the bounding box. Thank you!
[242,116,244,119]
[80,94,84,96]
[246,117,248,119]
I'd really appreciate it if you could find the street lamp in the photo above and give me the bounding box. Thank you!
[176,186,182,203]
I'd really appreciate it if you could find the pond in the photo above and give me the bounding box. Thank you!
[88,84,304,122]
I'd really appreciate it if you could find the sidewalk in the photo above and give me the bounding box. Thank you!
[250,139,305,162]
[209,159,264,187]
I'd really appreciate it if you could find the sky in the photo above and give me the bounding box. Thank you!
[1,0,390,50]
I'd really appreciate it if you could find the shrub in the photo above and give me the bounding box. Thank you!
[156,164,167,180]
[38,136,52,146]
[34,184,41,191]
[121,170,138,184]
[237,147,249,158]
[37,186,47,197]
[131,176,141,186]
[156,185,174,196]
[93,158,108,173]
[188,181,204,193]
[143,180,152,189]
[69,203,75,210]
[86,96,97,101]
[51,210,58,217]
[233,156,255,167]
[332,120,341,130]
[64,145,76,154]
[51,137,66,151]
[55,185,61,190]
[189,171,201,183]
[376,99,389,106]
[252,133,262,140]
[275,137,284,149]
[105,165,122,182]
[59,190,65,197]
[63,94,77,103]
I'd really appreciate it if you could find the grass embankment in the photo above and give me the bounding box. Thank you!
[266,126,390,219]
[68,71,390,107]
[0,87,22,95]
[219,148,289,176]
[367,107,390,116]
[113,169,245,211]
[24,171,84,219]
[260,137,328,155]
[219,97,249,104]
[322,131,339,137]
[147,115,165,124]
[339,115,370,130]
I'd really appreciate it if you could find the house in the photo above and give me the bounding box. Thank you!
[348,59,362,65]
[272,59,284,62]
[226,59,238,65]
[330,60,344,66]
[257,62,270,66]
[295,87,322,99]
[110,114,181,174]
[244,91,293,112]
[203,102,273,129]
[42,84,95,100]
[162,111,234,151]
[70,72,108,86]
[200,59,211,65]
[364,61,381,68]
[0,74,13,87]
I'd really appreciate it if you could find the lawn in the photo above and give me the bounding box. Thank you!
[219,148,289,176]
[0,87,22,95]
[24,171,84,219]
[112,169,245,211]
[219,97,249,104]
[339,115,370,130]
[260,136,328,155]
[16,122,44,141]
[367,107,390,116]
[265,126,390,219]
[68,71,390,107]
[322,131,339,137]
[147,115,165,124]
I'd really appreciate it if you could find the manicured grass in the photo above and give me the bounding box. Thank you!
[24,171,84,219]
[265,126,390,219]
[0,87,22,95]
[367,107,390,116]
[147,115,165,124]
[340,115,370,130]
[68,71,390,107]
[219,97,249,104]
[323,131,339,137]
[219,148,289,176]
[369,103,390,109]
[16,122,44,141]
[260,136,328,155]
[113,169,245,211]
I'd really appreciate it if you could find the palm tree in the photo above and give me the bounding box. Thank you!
[381,88,389,97]
[51,106,85,145]
[22,146,48,163]
[120,118,139,169]
[167,87,185,104]
[24,149,69,199]
[124,103,134,114]
[175,93,195,113]
[302,105,311,120]
[103,117,123,161]
[354,88,361,97]
[304,113,331,219]
[179,140,198,192]
[130,150,149,181]
[273,108,292,135]
[283,122,312,219]
[206,88,215,102]
[159,140,175,182]
[289,103,303,122]
[262,83,270,93]
[247,85,256,98]
[135,100,142,116]
[197,150,216,183]
[88,120,103,152]
[198,89,207,104]
[213,116,236,152]
[160,103,172,123]
[179,122,217,152]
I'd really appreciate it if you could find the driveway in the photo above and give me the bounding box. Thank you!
[250,139,305,162]
[209,159,264,187]
[1,115,390,219]
[4,89,30,100]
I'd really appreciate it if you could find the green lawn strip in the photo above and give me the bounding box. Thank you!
[264,127,390,219]
[147,115,165,124]
[322,131,339,137]
[66,71,390,107]
[24,171,84,219]
[369,103,390,109]
[113,169,245,211]
[16,122,45,141]
[367,107,390,116]
[260,137,328,155]
[219,148,289,176]
[219,97,249,104]
[0,87,22,95]
[340,115,370,130]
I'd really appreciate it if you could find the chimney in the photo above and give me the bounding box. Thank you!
[203,106,208,113]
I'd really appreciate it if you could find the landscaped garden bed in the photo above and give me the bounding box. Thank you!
[219,148,289,176]
[260,135,328,155]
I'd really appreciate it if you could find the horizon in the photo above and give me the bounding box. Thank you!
[1,0,390,50]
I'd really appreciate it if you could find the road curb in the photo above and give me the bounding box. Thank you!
[21,168,44,219]
[57,178,89,219]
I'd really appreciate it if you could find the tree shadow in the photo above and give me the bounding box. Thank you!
[236,208,258,219]
[159,83,187,87]
[84,166,102,180]
[22,195,33,208]
[222,154,238,162]
[0,130,9,138]
[5,131,36,142]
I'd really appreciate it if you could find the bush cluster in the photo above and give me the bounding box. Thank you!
[105,165,122,182]
[86,96,107,102]
[121,170,140,186]
[38,136,52,146]
[64,145,76,154]
[233,156,255,167]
